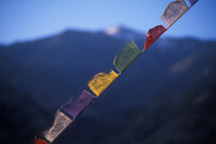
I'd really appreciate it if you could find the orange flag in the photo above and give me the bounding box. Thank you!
[144,25,166,51]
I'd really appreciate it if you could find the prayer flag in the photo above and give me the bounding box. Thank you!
[144,25,166,51]
[34,138,49,144]
[61,90,96,119]
[113,41,142,73]
[189,0,198,6]
[44,111,73,143]
[33,1,198,142]
[88,70,119,96]
[162,0,189,28]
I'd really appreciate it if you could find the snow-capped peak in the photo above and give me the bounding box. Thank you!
[103,25,145,40]
[104,25,122,35]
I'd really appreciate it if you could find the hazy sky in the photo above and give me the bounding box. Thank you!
[0,0,215,44]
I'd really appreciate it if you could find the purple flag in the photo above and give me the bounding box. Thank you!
[189,0,198,6]
[61,90,95,119]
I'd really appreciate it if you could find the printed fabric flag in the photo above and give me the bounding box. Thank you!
[88,70,119,96]
[61,90,96,119]
[113,41,142,73]
[189,0,198,6]
[34,138,49,144]
[44,111,73,143]
[144,25,167,51]
[162,0,189,28]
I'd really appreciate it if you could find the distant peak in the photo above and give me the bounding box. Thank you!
[104,25,133,35]
[104,25,122,35]
[103,25,145,40]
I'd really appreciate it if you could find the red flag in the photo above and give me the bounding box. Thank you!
[34,137,49,144]
[144,25,166,51]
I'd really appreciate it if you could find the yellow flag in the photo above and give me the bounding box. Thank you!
[88,70,119,96]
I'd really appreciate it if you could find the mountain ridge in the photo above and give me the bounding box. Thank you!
[0,27,216,144]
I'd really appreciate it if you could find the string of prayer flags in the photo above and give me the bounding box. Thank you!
[88,70,119,96]
[61,90,96,119]
[34,1,199,143]
[113,41,142,73]
[189,0,198,6]
[43,111,73,143]
[144,25,167,51]
[34,138,49,144]
[162,0,189,28]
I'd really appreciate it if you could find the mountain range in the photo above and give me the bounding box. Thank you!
[0,26,216,144]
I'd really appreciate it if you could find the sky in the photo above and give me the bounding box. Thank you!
[0,0,215,44]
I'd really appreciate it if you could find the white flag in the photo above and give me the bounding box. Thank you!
[44,111,73,143]
[162,0,189,28]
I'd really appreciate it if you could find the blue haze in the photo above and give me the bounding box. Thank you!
[0,0,215,44]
